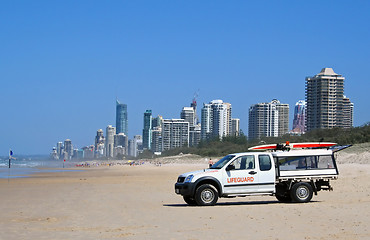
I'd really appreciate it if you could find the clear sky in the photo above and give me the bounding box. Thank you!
[1,1,369,155]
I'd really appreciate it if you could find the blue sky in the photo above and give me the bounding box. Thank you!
[1,1,369,155]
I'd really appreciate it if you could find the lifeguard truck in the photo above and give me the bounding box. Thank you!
[175,142,348,206]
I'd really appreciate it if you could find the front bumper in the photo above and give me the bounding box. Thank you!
[175,182,195,196]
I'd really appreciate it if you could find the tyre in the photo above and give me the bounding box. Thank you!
[290,182,313,203]
[275,184,292,203]
[275,193,292,203]
[183,196,197,206]
[194,184,218,206]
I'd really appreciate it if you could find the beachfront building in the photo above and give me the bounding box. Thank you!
[292,100,306,134]
[273,99,290,136]
[342,96,354,128]
[94,129,105,158]
[82,145,94,159]
[151,115,163,153]
[181,105,201,147]
[114,133,128,157]
[248,99,289,140]
[105,125,116,158]
[231,118,240,136]
[306,68,353,131]
[64,139,73,160]
[116,99,128,135]
[56,141,63,159]
[142,110,152,150]
[152,115,163,128]
[189,124,201,147]
[128,135,142,157]
[201,100,232,140]
[162,119,189,151]
[181,107,196,126]
[151,127,163,153]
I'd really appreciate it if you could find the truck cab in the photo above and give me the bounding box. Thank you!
[175,152,276,206]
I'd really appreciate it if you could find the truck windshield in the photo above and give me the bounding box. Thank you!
[210,155,235,169]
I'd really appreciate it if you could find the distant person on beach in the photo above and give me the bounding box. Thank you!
[209,158,213,168]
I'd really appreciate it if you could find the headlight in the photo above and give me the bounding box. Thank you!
[184,175,194,183]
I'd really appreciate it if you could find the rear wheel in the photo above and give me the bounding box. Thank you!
[183,196,197,206]
[276,184,292,203]
[276,193,292,203]
[290,182,313,203]
[194,184,218,206]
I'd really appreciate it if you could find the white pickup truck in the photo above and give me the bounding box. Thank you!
[175,148,342,206]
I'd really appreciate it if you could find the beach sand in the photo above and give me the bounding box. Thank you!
[1,154,370,240]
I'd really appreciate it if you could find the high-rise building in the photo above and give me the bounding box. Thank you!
[181,107,195,126]
[114,133,128,157]
[56,142,63,158]
[248,99,289,140]
[201,100,232,140]
[82,145,94,159]
[306,68,353,131]
[128,135,142,157]
[114,133,128,148]
[64,139,73,159]
[142,110,152,150]
[342,96,354,128]
[116,99,128,135]
[151,116,163,153]
[292,100,306,134]
[201,103,212,140]
[162,119,189,151]
[273,99,289,136]
[189,124,201,147]
[231,118,240,136]
[151,127,163,153]
[94,129,105,158]
[152,115,163,128]
[105,125,116,158]
[249,102,278,140]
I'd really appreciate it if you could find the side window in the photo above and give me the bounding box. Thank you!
[229,155,255,170]
[317,155,335,169]
[259,155,272,171]
[245,155,255,169]
[306,156,318,169]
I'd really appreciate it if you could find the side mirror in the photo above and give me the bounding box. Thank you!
[226,165,235,171]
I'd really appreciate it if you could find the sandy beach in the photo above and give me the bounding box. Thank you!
[1,151,370,240]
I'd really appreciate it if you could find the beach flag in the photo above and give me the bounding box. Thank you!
[10,150,13,156]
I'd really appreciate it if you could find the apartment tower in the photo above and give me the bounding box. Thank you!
[201,100,232,140]
[305,68,353,131]
[116,99,128,135]
[248,99,289,140]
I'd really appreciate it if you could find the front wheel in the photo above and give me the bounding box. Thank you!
[290,182,313,203]
[194,184,218,206]
[183,196,197,205]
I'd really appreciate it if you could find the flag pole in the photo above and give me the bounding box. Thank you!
[9,149,13,168]
[9,149,11,168]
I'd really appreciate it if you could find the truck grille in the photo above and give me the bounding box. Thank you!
[177,177,185,183]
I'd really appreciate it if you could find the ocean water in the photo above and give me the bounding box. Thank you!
[0,158,80,179]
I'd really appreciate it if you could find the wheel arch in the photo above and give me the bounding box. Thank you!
[193,177,222,197]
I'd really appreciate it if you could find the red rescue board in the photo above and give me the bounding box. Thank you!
[248,142,337,150]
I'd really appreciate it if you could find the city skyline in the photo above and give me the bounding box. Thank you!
[1,1,369,155]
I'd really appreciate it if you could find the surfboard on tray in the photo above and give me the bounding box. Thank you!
[248,142,337,150]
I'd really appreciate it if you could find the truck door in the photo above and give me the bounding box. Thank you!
[257,154,275,193]
[222,155,259,194]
